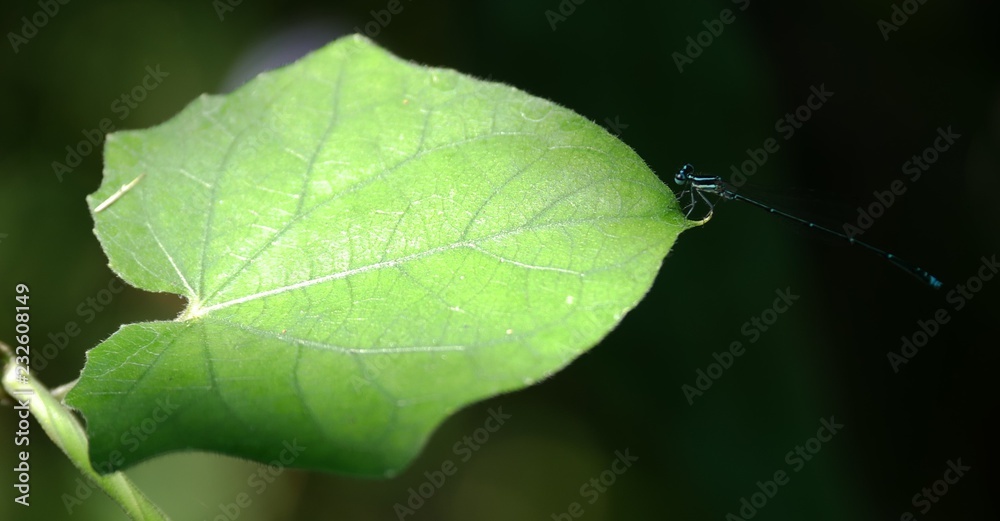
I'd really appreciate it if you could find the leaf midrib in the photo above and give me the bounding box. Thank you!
[184,211,663,319]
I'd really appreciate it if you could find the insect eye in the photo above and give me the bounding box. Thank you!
[674,164,693,184]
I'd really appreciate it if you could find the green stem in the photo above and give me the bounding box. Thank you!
[1,341,170,520]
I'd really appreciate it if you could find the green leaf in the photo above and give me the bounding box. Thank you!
[1,349,170,519]
[67,34,690,476]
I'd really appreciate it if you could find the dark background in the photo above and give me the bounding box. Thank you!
[1,0,997,519]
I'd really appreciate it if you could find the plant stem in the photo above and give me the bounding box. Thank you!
[1,340,171,520]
